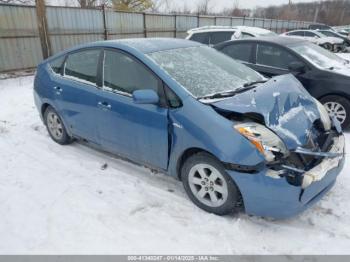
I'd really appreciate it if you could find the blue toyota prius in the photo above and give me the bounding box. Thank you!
[34,38,345,219]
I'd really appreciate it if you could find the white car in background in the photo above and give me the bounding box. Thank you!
[281,29,344,52]
[186,26,277,46]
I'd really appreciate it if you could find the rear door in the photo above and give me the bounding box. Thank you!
[52,48,102,143]
[95,49,169,169]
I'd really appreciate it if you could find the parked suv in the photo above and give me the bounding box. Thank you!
[214,37,350,128]
[34,38,344,219]
[308,24,335,31]
[186,26,277,46]
[281,29,344,52]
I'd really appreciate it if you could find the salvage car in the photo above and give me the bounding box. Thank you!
[34,38,345,219]
[215,36,350,128]
[281,29,344,52]
[317,29,350,52]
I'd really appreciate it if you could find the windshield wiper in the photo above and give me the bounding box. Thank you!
[198,80,267,100]
[198,90,239,100]
[243,80,268,87]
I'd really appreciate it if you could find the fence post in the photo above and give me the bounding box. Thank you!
[143,13,147,38]
[35,0,52,59]
[102,5,108,40]
[174,14,177,38]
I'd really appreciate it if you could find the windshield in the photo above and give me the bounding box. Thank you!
[290,42,348,69]
[148,46,264,98]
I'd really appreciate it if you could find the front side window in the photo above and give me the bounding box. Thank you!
[209,32,234,45]
[64,49,100,85]
[103,50,159,95]
[148,46,264,98]
[220,43,253,63]
[189,33,209,45]
[256,44,299,69]
[49,56,65,74]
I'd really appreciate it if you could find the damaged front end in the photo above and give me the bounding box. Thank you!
[210,74,345,218]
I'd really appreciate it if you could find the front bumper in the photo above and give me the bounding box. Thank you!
[227,135,345,219]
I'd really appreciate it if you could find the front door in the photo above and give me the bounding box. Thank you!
[96,49,169,170]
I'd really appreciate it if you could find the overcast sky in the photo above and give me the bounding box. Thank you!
[165,0,320,12]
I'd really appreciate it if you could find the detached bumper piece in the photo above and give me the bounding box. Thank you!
[300,135,345,188]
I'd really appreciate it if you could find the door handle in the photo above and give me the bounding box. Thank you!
[98,101,112,110]
[53,86,63,95]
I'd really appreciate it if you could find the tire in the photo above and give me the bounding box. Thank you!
[320,95,350,129]
[322,43,333,51]
[181,152,240,215]
[44,106,72,145]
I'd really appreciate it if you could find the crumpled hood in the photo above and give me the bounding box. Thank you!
[317,36,344,44]
[212,74,321,150]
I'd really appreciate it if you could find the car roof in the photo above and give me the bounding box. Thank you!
[215,36,308,48]
[187,26,273,35]
[55,38,203,56]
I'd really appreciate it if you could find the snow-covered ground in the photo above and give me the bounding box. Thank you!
[0,75,349,255]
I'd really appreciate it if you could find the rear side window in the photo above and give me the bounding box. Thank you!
[288,31,304,36]
[209,32,233,45]
[103,50,159,95]
[49,56,65,74]
[256,44,300,70]
[305,31,318,38]
[64,49,100,85]
[220,43,253,63]
[189,33,209,45]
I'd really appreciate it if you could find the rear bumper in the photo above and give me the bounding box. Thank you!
[227,135,345,219]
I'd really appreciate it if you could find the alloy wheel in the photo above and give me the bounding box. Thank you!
[188,163,228,207]
[47,111,64,140]
[324,101,347,124]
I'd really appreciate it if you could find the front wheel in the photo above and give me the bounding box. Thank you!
[321,43,333,51]
[181,152,240,215]
[320,95,350,129]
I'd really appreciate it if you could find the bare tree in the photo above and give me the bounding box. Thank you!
[0,0,34,4]
[196,0,211,15]
[111,0,153,11]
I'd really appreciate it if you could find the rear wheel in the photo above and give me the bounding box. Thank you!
[181,152,240,215]
[44,106,72,145]
[320,95,350,129]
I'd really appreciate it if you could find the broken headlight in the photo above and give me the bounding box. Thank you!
[315,99,331,131]
[234,122,289,162]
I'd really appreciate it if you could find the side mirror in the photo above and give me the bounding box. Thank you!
[288,61,306,73]
[132,89,159,105]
